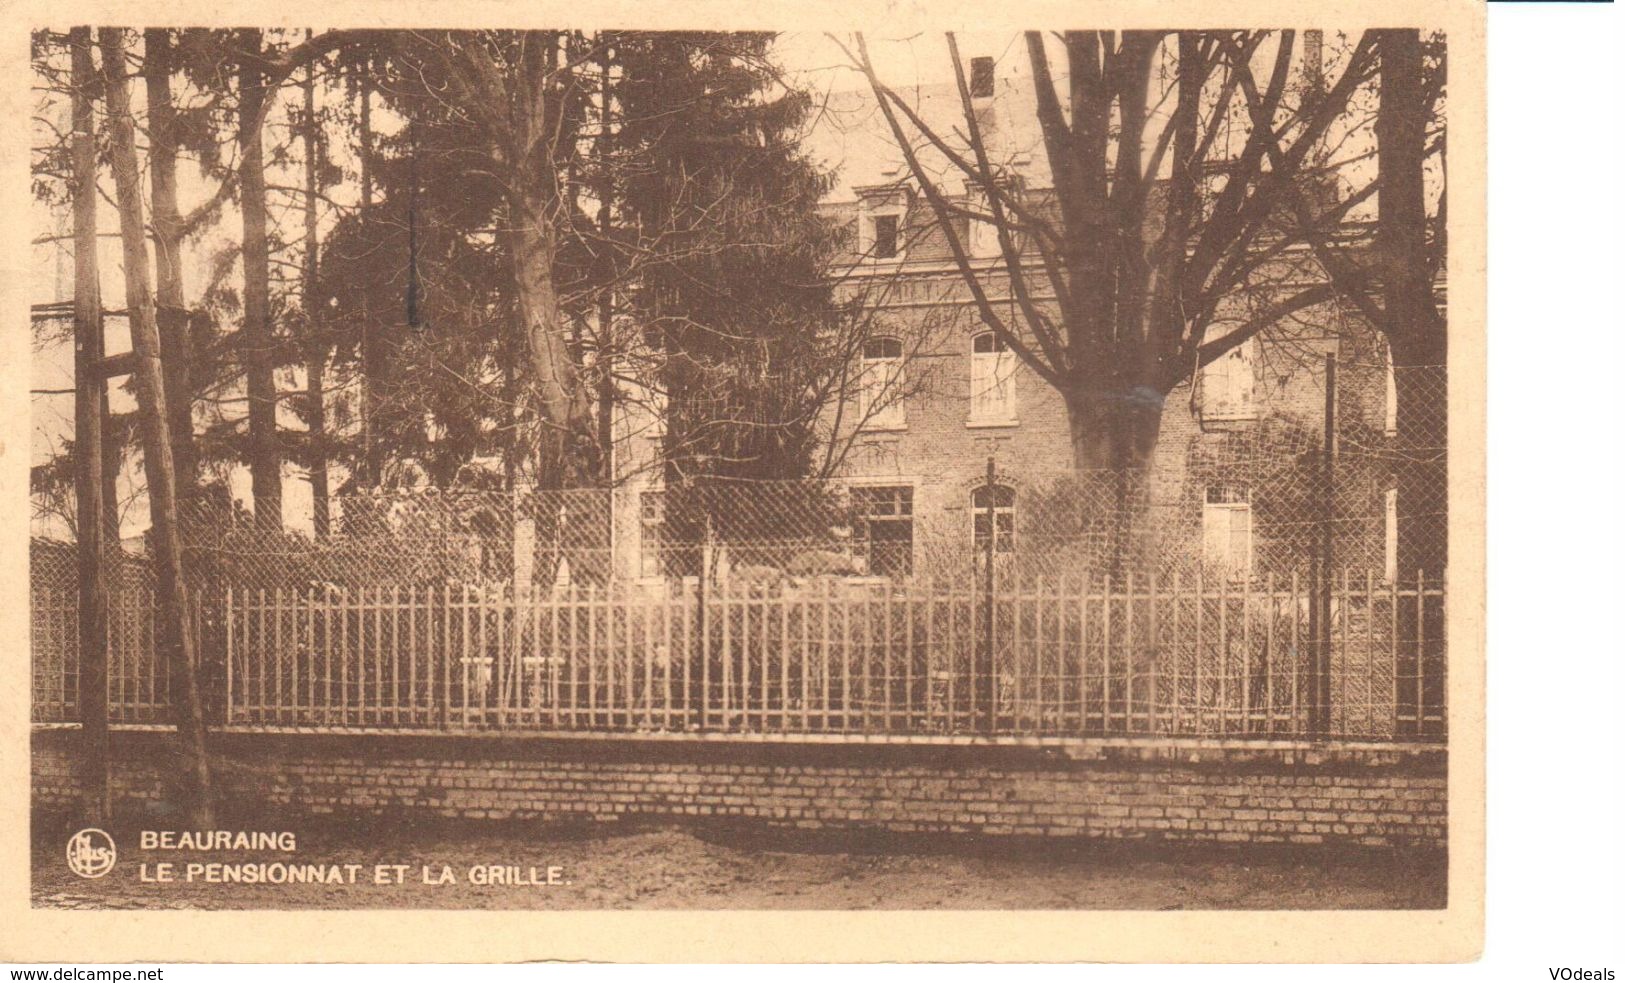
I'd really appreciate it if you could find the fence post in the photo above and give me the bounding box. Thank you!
[1314,353,1337,735]
[698,511,713,731]
[980,456,996,734]
[224,586,233,725]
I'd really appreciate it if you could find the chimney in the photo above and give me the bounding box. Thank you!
[969,56,995,99]
[1301,30,1325,100]
[968,55,998,147]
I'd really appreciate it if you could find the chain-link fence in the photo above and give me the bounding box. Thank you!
[31,357,1446,740]
[31,541,172,726]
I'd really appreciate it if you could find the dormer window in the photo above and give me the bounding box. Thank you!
[856,185,909,263]
[969,191,1009,259]
[871,213,899,259]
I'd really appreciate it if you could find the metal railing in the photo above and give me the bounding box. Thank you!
[34,568,1445,742]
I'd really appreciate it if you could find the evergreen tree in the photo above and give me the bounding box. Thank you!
[616,33,849,487]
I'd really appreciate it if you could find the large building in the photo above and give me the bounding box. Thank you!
[610,63,1404,585]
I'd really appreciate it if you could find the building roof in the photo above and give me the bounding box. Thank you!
[805,75,1053,205]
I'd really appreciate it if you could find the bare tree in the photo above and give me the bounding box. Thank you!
[1373,30,1447,578]
[405,31,600,488]
[1228,28,1447,734]
[1225,29,1446,577]
[98,27,213,825]
[144,29,200,505]
[299,37,331,539]
[238,28,282,526]
[68,27,110,823]
[843,31,1381,472]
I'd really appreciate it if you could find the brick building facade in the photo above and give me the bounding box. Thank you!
[606,75,1403,584]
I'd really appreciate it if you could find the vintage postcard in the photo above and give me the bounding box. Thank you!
[0,0,1485,963]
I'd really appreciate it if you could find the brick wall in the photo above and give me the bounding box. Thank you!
[603,249,1401,582]
[33,729,1445,849]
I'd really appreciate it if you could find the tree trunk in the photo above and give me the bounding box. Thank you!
[69,26,110,824]
[99,27,213,826]
[302,45,330,539]
[509,188,592,489]
[143,28,198,508]
[1390,351,1446,737]
[594,48,616,483]
[1378,28,1447,579]
[1063,383,1163,473]
[239,28,282,528]
[355,62,383,491]
[1377,28,1446,735]
[1391,355,1446,577]
[1065,383,1163,578]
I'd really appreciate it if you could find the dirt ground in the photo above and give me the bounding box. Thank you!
[32,817,1446,910]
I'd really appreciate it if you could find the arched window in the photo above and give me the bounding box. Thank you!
[970,332,1016,423]
[859,335,906,429]
[971,483,1016,554]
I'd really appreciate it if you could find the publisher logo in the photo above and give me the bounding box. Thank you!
[66,828,116,879]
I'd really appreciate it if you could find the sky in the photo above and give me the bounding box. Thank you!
[777,31,1035,93]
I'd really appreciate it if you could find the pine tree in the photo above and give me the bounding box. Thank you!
[616,33,847,488]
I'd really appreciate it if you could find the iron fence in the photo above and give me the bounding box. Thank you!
[219,571,1434,739]
[30,357,1446,741]
[34,561,1445,741]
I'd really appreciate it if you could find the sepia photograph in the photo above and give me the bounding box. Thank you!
[8,3,1488,963]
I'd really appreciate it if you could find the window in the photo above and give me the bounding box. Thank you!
[859,335,906,430]
[639,490,665,578]
[970,331,1017,423]
[871,213,900,260]
[967,192,1002,258]
[1200,339,1257,420]
[857,189,908,262]
[1202,485,1253,576]
[853,485,914,577]
[972,483,1016,554]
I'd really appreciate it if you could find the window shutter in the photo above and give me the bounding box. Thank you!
[1201,341,1257,419]
[1229,505,1252,573]
[971,350,991,418]
[971,333,1015,422]
[1202,504,1229,568]
[1202,500,1252,575]
[994,349,1015,418]
[861,337,905,429]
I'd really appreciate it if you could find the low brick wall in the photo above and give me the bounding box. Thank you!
[32,729,1446,849]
